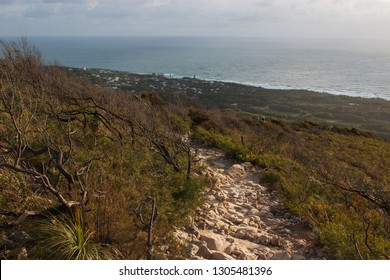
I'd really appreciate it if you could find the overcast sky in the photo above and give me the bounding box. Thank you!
[1,0,390,39]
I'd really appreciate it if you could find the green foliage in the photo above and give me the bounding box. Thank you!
[2,39,390,260]
[188,107,210,126]
[193,126,261,165]
[192,109,390,259]
[0,40,208,260]
[259,169,283,189]
[31,211,122,260]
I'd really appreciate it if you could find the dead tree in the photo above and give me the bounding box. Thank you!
[134,197,158,260]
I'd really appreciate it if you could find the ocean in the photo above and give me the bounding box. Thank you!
[10,36,390,100]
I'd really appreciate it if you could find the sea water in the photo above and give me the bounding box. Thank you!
[9,36,390,100]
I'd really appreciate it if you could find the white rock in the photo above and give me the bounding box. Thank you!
[235,230,246,239]
[216,191,227,202]
[228,164,246,177]
[247,208,260,216]
[199,231,227,251]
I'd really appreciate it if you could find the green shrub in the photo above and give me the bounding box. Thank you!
[31,211,122,260]
[259,169,283,189]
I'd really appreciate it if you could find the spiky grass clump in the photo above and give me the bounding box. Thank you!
[33,210,122,260]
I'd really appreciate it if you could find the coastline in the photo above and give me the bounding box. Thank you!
[16,36,389,101]
[69,67,390,138]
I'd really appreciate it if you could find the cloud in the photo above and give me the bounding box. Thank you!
[1,0,390,38]
[0,0,14,5]
[42,0,91,3]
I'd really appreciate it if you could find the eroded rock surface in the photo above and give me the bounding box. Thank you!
[175,147,325,260]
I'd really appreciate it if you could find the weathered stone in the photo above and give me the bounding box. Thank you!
[204,195,216,201]
[199,231,226,251]
[284,213,292,219]
[216,192,227,202]
[178,146,321,261]
[291,254,306,260]
[191,240,207,247]
[241,162,253,171]
[192,229,201,239]
[240,218,250,225]
[189,255,203,260]
[257,235,270,245]
[271,251,291,260]
[271,235,281,247]
[247,208,260,216]
[248,221,259,228]
[228,164,246,177]
[224,244,236,255]
[235,230,246,239]
[196,245,212,258]
[279,228,291,235]
[211,251,235,260]
[238,252,257,260]
[216,206,227,216]
[186,244,199,256]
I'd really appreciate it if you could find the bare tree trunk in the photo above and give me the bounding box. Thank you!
[134,196,158,260]
[146,197,156,260]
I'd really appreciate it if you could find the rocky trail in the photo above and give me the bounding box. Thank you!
[175,146,327,260]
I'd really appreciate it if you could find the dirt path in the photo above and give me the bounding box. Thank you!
[175,146,326,260]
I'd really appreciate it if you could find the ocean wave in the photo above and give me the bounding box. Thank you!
[200,78,390,100]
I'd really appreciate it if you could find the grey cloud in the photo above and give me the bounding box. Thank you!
[1,0,390,39]
[42,0,89,3]
[24,5,58,18]
[0,0,14,4]
[86,5,135,18]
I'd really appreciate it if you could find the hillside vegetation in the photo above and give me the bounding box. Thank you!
[0,39,206,259]
[190,109,390,259]
[1,39,389,259]
[74,67,390,138]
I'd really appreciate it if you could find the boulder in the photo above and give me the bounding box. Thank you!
[241,162,253,171]
[291,254,306,260]
[186,243,199,256]
[238,252,258,260]
[216,191,227,202]
[199,231,227,251]
[196,245,212,259]
[257,235,270,245]
[271,251,291,260]
[270,235,281,246]
[211,251,235,260]
[228,164,246,177]
[247,208,260,216]
[257,252,268,260]
[235,230,246,239]
[224,244,236,255]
